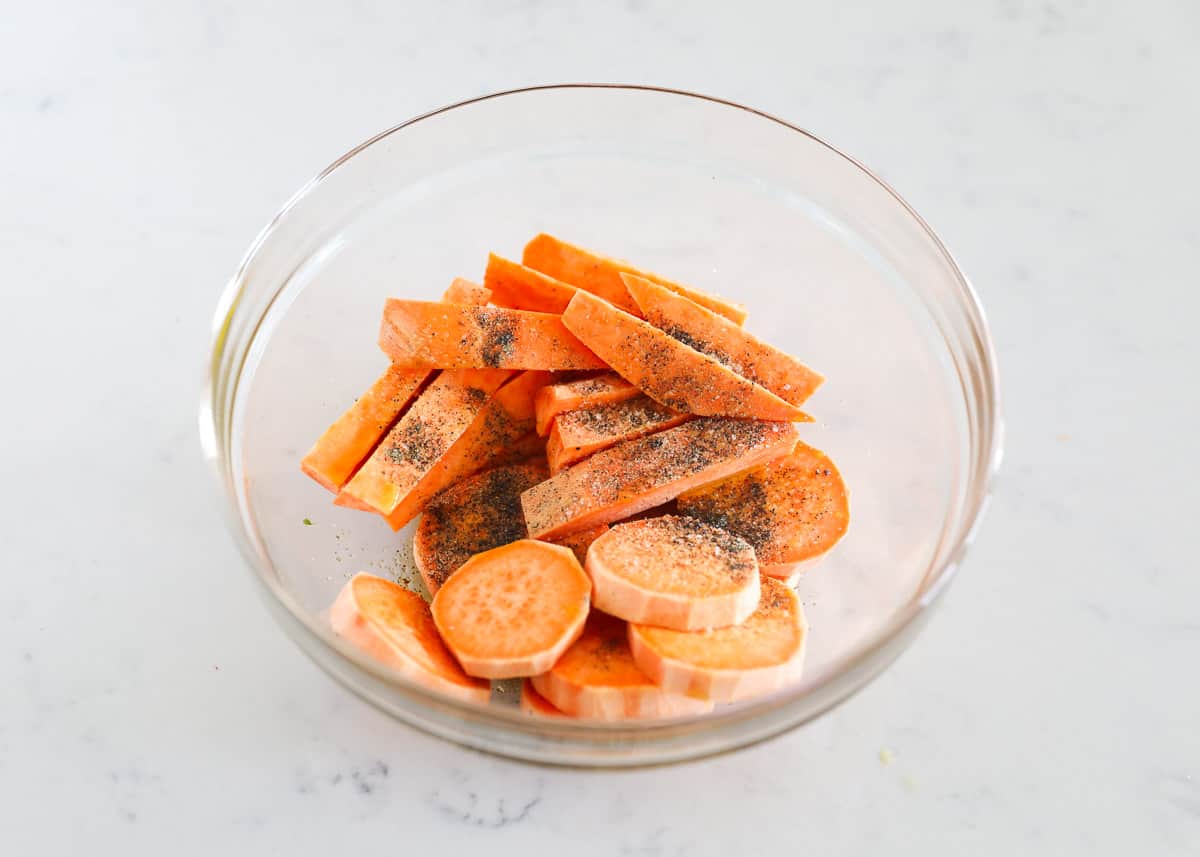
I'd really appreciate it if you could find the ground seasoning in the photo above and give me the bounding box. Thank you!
[416,462,548,590]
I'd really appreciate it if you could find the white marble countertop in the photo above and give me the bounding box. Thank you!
[3,2,1197,853]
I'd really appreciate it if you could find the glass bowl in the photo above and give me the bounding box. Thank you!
[201,84,1001,767]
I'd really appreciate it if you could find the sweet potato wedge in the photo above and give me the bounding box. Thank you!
[677,441,849,578]
[627,576,807,702]
[300,365,429,493]
[339,368,512,525]
[442,276,493,305]
[585,515,760,631]
[621,273,824,407]
[380,300,605,371]
[560,291,809,421]
[530,612,713,720]
[521,416,800,540]
[534,373,639,436]
[433,370,553,489]
[523,233,747,324]
[483,253,579,313]
[431,540,591,679]
[329,573,490,703]
[413,462,549,594]
[545,395,689,473]
[300,280,492,493]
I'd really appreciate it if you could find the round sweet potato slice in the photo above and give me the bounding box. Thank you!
[585,515,760,631]
[677,441,849,578]
[531,612,713,720]
[329,573,490,704]
[431,540,591,679]
[627,576,808,702]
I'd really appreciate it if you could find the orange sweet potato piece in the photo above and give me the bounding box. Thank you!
[627,576,808,702]
[300,280,492,493]
[300,365,429,493]
[432,370,553,489]
[483,253,579,313]
[379,300,605,371]
[677,441,849,579]
[530,612,713,720]
[560,291,809,421]
[523,233,747,324]
[431,540,591,679]
[520,678,566,716]
[521,416,800,540]
[534,373,639,436]
[442,276,493,305]
[545,395,689,473]
[585,516,760,631]
[329,573,490,703]
[338,368,512,525]
[413,462,549,594]
[621,273,824,407]
[546,523,609,565]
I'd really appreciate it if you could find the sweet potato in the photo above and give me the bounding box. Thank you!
[380,300,605,371]
[329,573,490,703]
[534,373,639,436]
[677,441,849,579]
[530,612,713,720]
[430,540,591,679]
[560,291,809,421]
[442,276,493,305]
[413,462,549,594]
[300,365,429,493]
[627,577,807,702]
[547,523,608,565]
[432,370,553,489]
[520,678,566,716]
[621,273,824,407]
[521,416,800,540]
[300,280,492,493]
[483,253,579,313]
[523,233,747,324]
[545,395,689,473]
[585,516,760,631]
[339,368,512,525]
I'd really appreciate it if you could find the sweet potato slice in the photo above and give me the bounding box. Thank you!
[413,462,549,594]
[560,291,809,421]
[380,300,605,371]
[521,416,800,540]
[431,540,591,679]
[300,280,492,493]
[523,233,747,324]
[442,276,493,305]
[621,273,824,407]
[520,678,566,716]
[534,373,639,436]
[547,523,608,565]
[432,370,553,489]
[627,576,807,702]
[530,612,713,720]
[339,368,512,524]
[484,253,579,313]
[546,395,689,473]
[300,365,429,493]
[677,441,849,577]
[329,573,490,703]
[585,516,760,631]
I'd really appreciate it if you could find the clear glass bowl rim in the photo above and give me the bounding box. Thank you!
[200,83,1003,763]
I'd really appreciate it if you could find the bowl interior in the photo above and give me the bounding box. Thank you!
[217,86,991,762]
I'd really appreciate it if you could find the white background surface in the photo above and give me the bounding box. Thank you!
[3,2,1198,854]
